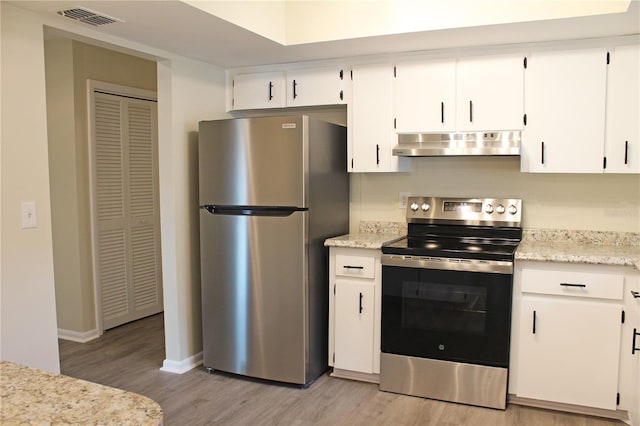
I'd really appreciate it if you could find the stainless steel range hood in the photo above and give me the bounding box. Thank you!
[392,131,521,157]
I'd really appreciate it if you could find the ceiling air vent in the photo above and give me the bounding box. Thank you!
[57,7,123,26]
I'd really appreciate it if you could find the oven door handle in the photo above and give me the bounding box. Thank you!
[381,254,513,274]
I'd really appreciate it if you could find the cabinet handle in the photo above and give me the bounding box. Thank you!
[633,328,639,355]
[541,141,545,164]
[376,144,380,165]
[343,265,364,270]
[625,140,629,165]
[560,282,587,288]
[441,102,444,124]
[359,292,363,314]
[469,100,473,123]
[268,81,274,100]
[631,290,640,299]
[292,79,298,99]
[532,310,536,334]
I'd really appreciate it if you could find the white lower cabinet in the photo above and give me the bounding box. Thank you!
[334,279,375,373]
[511,261,633,415]
[328,247,381,381]
[516,296,621,409]
[625,273,640,425]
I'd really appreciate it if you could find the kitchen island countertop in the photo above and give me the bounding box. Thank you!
[1,360,163,425]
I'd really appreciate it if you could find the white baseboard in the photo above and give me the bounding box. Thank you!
[58,328,100,343]
[160,351,203,374]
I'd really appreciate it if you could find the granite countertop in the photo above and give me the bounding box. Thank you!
[324,222,640,270]
[1,360,163,425]
[516,229,640,270]
[324,221,406,249]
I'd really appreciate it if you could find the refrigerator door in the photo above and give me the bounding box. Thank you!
[200,208,308,384]
[198,116,306,207]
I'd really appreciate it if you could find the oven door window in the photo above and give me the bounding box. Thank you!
[382,266,512,368]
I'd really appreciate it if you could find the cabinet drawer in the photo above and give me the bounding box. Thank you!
[336,254,376,279]
[521,268,623,300]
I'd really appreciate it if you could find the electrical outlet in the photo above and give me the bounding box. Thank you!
[399,192,409,209]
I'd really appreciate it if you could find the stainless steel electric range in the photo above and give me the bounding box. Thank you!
[380,196,522,410]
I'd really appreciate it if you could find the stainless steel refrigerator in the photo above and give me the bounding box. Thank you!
[198,115,349,386]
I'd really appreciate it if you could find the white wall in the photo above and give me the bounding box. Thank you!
[0,2,228,373]
[158,58,228,371]
[1,4,61,373]
[284,1,631,44]
[350,156,640,233]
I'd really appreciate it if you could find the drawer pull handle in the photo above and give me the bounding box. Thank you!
[359,292,364,314]
[532,310,536,334]
[343,265,364,270]
[560,283,586,288]
[633,328,639,355]
[632,290,640,299]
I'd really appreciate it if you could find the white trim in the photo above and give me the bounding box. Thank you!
[57,328,100,343]
[509,394,629,422]
[160,352,203,374]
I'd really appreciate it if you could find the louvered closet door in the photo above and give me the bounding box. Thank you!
[93,92,162,330]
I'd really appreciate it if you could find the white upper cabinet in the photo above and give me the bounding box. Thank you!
[521,48,608,173]
[605,44,640,174]
[232,72,286,110]
[286,67,345,107]
[456,54,525,132]
[231,67,344,110]
[349,64,405,172]
[394,60,457,133]
[394,54,523,134]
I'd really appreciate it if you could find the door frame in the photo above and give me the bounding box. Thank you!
[87,79,158,334]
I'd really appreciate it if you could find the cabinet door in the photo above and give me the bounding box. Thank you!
[456,54,524,132]
[521,49,607,173]
[605,45,640,174]
[286,67,344,107]
[395,60,456,133]
[232,72,286,110]
[516,296,622,409]
[629,290,640,425]
[349,64,402,172]
[334,279,375,374]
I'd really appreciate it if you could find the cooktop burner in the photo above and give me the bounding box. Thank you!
[383,235,520,262]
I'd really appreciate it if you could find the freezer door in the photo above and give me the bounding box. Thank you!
[200,209,308,384]
[198,116,306,206]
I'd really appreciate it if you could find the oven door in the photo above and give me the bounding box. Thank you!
[381,256,513,368]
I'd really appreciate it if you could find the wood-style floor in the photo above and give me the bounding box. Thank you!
[59,314,622,426]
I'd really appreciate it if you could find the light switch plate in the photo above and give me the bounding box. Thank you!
[21,202,37,229]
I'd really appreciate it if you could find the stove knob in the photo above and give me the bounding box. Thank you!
[410,202,419,212]
[421,203,430,212]
[496,204,506,214]
[508,204,518,215]
[485,204,494,214]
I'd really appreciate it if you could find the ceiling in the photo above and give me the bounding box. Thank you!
[9,0,640,69]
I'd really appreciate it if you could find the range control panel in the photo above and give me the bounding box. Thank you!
[406,196,522,226]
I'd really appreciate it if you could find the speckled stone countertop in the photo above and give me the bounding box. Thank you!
[324,221,406,249]
[324,223,640,270]
[516,229,640,270]
[1,360,163,425]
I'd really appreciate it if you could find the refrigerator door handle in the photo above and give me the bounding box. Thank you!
[200,205,308,217]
